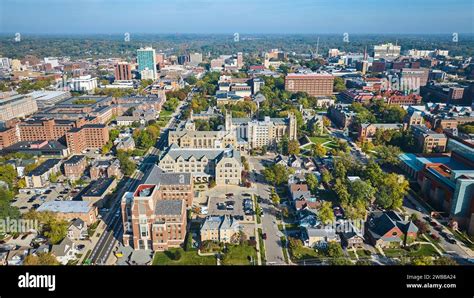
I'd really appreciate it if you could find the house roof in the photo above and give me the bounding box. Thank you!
[368,211,418,241]
[51,237,74,257]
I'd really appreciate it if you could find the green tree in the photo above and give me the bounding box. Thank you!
[117,150,137,176]
[411,256,434,266]
[24,252,60,265]
[318,201,335,224]
[333,77,347,92]
[0,164,16,189]
[326,242,343,258]
[433,256,458,265]
[376,145,401,166]
[333,159,347,180]
[305,173,319,194]
[376,173,409,210]
[320,168,332,185]
[287,140,300,155]
[311,143,327,158]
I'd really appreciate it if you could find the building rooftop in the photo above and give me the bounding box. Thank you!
[83,178,115,197]
[154,200,183,216]
[143,165,191,185]
[28,159,61,176]
[37,200,91,214]
[64,155,86,165]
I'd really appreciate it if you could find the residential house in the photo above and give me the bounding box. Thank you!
[51,237,78,265]
[339,221,364,248]
[302,227,340,248]
[365,211,418,248]
[67,218,88,240]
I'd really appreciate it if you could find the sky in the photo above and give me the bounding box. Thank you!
[0,0,473,34]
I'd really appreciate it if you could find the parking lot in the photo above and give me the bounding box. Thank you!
[13,182,86,214]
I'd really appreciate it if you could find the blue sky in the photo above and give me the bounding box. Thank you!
[0,0,473,34]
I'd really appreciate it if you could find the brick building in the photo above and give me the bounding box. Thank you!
[65,124,109,154]
[121,184,187,251]
[114,62,132,81]
[285,73,334,97]
[63,155,87,181]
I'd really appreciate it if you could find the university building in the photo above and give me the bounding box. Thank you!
[225,113,297,150]
[158,144,242,185]
[121,184,187,251]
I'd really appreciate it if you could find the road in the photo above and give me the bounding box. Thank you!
[248,156,286,265]
[403,193,473,264]
[88,89,194,265]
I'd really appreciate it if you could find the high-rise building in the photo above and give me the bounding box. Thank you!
[399,68,430,89]
[177,55,190,65]
[137,47,157,80]
[373,43,401,60]
[285,73,334,97]
[0,57,10,69]
[114,62,132,81]
[189,52,203,66]
[237,52,243,69]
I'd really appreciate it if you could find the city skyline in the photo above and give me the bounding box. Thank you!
[0,0,473,34]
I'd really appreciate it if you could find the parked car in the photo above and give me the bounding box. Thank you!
[262,233,267,240]
[446,234,457,244]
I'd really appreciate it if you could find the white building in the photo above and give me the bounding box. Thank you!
[69,75,98,92]
[189,52,203,66]
[373,43,401,60]
[0,57,10,69]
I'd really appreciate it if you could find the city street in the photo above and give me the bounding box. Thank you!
[248,156,286,265]
[89,89,193,265]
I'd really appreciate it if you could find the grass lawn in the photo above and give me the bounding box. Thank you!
[347,250,357,259]
[159,110,174,118]
[408,244,440,257]
[308,135,331,145]
[384,244,440,258]
[289,245,322,261]
[153,248,216,265]
[221,244,258,265]
[383,248,406,258]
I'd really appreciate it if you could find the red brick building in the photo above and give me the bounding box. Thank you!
[0,126,19,149]
[114,62,132,81]
[285,73,334,97]
[65,124,109,154]
[63,155,87,181]
[122,184,187,251]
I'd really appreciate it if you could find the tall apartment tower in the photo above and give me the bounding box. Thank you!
[114,62,132,81]
[237,52,243,69]
[137,47,157,80]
